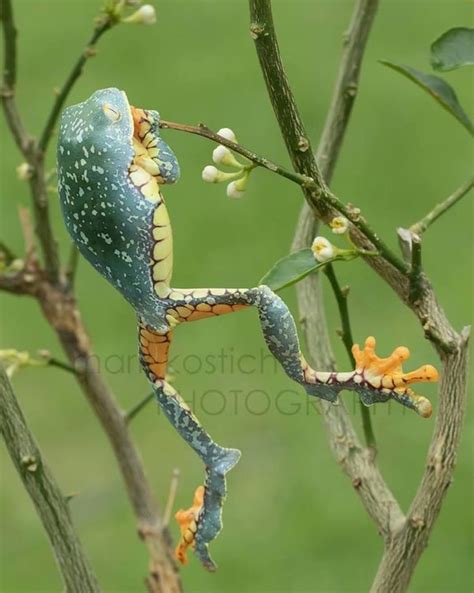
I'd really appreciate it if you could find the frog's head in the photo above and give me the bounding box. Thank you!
[58,87,180,185]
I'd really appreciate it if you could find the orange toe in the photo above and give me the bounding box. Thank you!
[174,485,204,565]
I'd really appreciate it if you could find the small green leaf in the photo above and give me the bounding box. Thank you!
[259,248,327,292]
[431,27,474,72]
[381,61,474,135]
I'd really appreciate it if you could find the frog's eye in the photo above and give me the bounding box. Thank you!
[103,103,121,122]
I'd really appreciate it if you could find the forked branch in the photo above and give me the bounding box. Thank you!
[249,1,470,592]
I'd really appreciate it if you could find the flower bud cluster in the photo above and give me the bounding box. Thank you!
[201,128,254,198]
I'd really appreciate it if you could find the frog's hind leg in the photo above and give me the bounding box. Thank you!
[163,285,437,414]
[138,320,240,571]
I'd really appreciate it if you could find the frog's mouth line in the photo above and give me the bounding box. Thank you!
[127,104,163,202]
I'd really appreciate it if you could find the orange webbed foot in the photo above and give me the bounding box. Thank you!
[351,336,439,418]
[175,485,205,565]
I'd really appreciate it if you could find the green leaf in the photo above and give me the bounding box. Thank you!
[431,27,474,72]
[381,61,474,135]
[259,248,327,292]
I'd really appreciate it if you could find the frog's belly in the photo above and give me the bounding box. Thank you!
[149,197,173,295]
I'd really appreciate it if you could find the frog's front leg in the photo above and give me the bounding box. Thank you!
[138,321,240,571]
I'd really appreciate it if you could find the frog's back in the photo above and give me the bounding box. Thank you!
[57,89,159,320]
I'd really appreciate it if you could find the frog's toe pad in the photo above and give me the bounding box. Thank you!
[352,336,439,417]
[413,395,432,418]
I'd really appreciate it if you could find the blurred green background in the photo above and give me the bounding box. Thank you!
[0,1,472,592]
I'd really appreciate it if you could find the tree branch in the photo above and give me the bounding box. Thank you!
[0,273,182,591]
[0,0,31,153]
[35,280,182,593]
[0,364,101,593]
[1,0,59,280]
[249,0,403,540]
[248,0,407,273]
[0,3,182,588]
[317,0,380,180]
[370,328,470,593]
[410,177,473,235]
[250,2,470,592]
[160,0,405,277]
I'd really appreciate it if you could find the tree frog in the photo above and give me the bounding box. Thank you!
[57,88,438,570]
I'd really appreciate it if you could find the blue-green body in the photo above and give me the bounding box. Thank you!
[58,88,174,328]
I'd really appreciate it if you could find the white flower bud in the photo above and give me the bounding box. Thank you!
[202,165,239,184]
[9,259,24,272]
[212,145,243,168]
[311,236,335,262]
[330,216,349,235]
[226,181,245,199]
[123,4,156,25]
[226,171,250,198]
[202,165,220,182]
[212,145,231,164]
[217,127,237,142]
[16,162,33,181]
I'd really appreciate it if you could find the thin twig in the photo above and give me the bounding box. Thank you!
[38,18,114,154]
[46,356,77,375]
[0,364,101,592]
[0,239,16,263]
[163,469,180,528]
[160,119,311,186]
[66,244,80,287]
[324,264,376,452]
[408,233,423,304]
[410,177,474,235]
[0,0,30,152]
[125,392,155,423]
[0,0,15,88]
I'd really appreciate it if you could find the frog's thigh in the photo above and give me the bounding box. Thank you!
[165,288,251,323]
